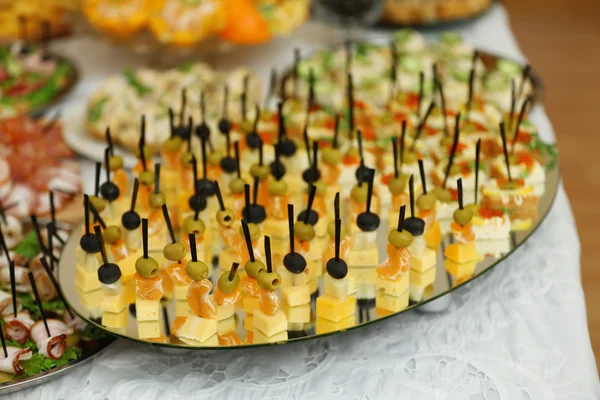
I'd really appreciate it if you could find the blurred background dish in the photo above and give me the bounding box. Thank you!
[0,0,77,43]
[381,0,493,26]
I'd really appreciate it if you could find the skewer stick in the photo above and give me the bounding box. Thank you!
[234,141,241,179]
[287,204,295,253]
[83,195,90,235]
[499,121,512,182]
[365,169,375,213]
[457,178,464,210]
[229,262,240,281]
[333,114,340,149]
[154,163,161,194]
[474,139,481,204]
[397,205,406,232]
[162,204,176,244]
[201,136,208,179]
[94,225,108,267]
[409,174,415,217]
[28,271,50,337]
[418,159,428,194]
[347,73,355,138]
[411,102,436,151]
[264,68,277,109]
[188,234,197,262]
[252,176,259,205]
[509,79,516,131]
[443,113,462,188]
[131,178,139,211]
[304,185,317,224]
[179,88,187,126]
[303,127,311,166]
[89,203,106,229]
[264,236,272,273]
[417,71,424,120]
[517,64,531,102]
[244,184,251,220]
[214,181,225,211]
[241,219,255,262]
[46,223,54,270]
[466,68,475,115]
[293,48,300,97]
[9,260,17,318]
[0,317,7,357]
[40,257,74,319]
[511,97,532,154]
[334,192,340,221]
[334,218,341,260]
[392,137,399,178]
[142,219,149,259]
[400,120,407,168]
[241,75,249,121]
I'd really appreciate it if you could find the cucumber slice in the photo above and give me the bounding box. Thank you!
[393,29,414,45]
[484,73,509,91]
[497,59,522,78]
[440,32,463,46]
[401,55,422,73]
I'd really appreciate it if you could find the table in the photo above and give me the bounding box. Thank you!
[11,4,600,399]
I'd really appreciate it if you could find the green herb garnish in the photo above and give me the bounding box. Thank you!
[123,67,152,96]
[19,347,81,378]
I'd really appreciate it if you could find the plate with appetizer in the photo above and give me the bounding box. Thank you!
[0,206,115,394]
[56,29,559,349]
[0,39,79,117]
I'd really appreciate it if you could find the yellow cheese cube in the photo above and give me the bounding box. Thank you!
[323,275,349,300]
[212,295,235,320]
[218,249,237,272]
[309,237,328,260]
[347,267,377,284]
[347,248,379,268]
[243,315,254,331]
[276,265,294,287]
[135,298,159,321]
[124,280,135,304]
[175,300,191,317]
[264,219,289,239]
[375,290,409,312]
[409,283,434,302]
[281,301,310,323]
[308,259,323,278]
[243,297,259,314]
[287,322,306,331]
[101,292,128,314]
[315,315,355,334]
[410,266,436,288]
[269,237,288,255]
[425,220,442,251]
[76,288,102,311]
[102,309,129,328]
[281,285,310,307]
[316,295,356,322]
[74,266,101,292]
[217,316,236,335]
[137,320,161,339]
[174,285,189,301]
[307,278,318,294]
[314,217,328,238]
[444,242,477,263]
[178,315,218,342]
[253,329,288,344]
[118,250,142,282]
[410,248,437,273]
[444,259,477,280]
[253,309,287,337]
[179,334,219,347]
[376,274,409,297]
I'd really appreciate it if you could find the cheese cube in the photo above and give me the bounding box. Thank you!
[74,266,101,292]
[178,315,218,342]
[375,290,409,312]
[217,316,236,335]
[315,315,355,334]
[179,334,219,347]
[281,301,310,323]
[124,281,135,304]
[287,322,306,331]
[307,278,318,294]
[323,275,349,300]
[253,329,288,344]
[352,231,378,250]
[76,248,101,272]
[242,297,259,314]
[425,220,442,251]
[294,270,311,286]
[137,320,161,339]
[243,315,253,331]
[316,295,356,322]
[101,292,128,313]
[309,237,328,259]
[376,274,409,297]
[253,309,287,337]
[218,249,237,271]
[347,267,377,284]
[214,297,235,321]
[444,242,477,263]
[175,300,191,317]
[308,259,323,278]
[276,265,294,287]
[410,266,436,288]
[409,283,434,302]
[347,248,379,268]
[264,219,289,239]
[135,298,159,321]
[410,248,437,273]
[355,282,376,299]
[174,285,189,301]
[76,288,102,311]
[281,285,310,307]
[118,250,142,282]
[102,309,128,328]
[269,237,288,255]
[348,276,357,296]
[444,259,477,280]
[314,217,328,238]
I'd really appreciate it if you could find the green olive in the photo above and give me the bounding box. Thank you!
[149,192,166,209]
[294,221,315,241]
[136,145,154,161]
[164,242,187,261]
[103,225,122,245]
[186,260,209,281]
[207,151,222,166]
[257,270,280,290]
[322,147,342,166]
[464,203,479,216]
[388,175,408,195]
[218,271,240,293]
[403,151,418,164]
[239,120,254,134]
[108,155,124,171]
[163,136,183,153]
[216,209,234,227]
[388,229,414,248]
[350,183,368,203]
[433,186,453,203]
[245,259,265,279]
[327,220,348,239]
[239,222,260,242]
[440,136,454,147]
[268,179,288,196]
[453,208,474,226]
[416,192,436,211]
[250,164,270,180]
[139,170,154,187]
[315,180,327,197]
[228,177,246,194]
[183,216,205,235]
[89,196,106,212]
[135,256,159,278]
[500,180,521,190]
[180,151,194,168]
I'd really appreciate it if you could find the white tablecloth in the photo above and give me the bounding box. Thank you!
[11,4,600,399]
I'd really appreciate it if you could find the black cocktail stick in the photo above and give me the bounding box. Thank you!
[499,121,512,182]
[334,218,341,260]
[142,218,149,259]
[304,185,317,224]
[228,262,239,282]
[28,271,50,337]
[162,204,176,244]
[189,233,197,262]
[392,136,399,178]
[511,96,532,154]
[234,141,241,178]
[411,101,436,151]
[39,256,74,318]
[264,68,277,109]
[264,235,272,273]
[474,139,481,204]
[457,178,464,210]
[443,112,461,188]
[241,219,255,262]
[333,114,340,149]
[409,174,415,217]
[214,181,225,211]
[417,71,424,120]
[288,204,295,253]
[8,260,17,318]
[179,87,187,126]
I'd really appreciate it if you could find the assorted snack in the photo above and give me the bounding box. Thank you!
[381,0,492,26]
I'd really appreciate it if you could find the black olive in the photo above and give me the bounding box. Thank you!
[270,160,286,180]
[246,132,262,150]
[121,210,141,230]
[283,252,307,274]
[277,140,297,157]
[98,263,122,285]
[356,211,380,232]
[188,193,207,212]
[242,204,266,224]
[218,118,231,135]
[326,258,348,279]
[173,125,190,140]
[196,178,215,197]
[302,168,321,184]
[355,164,369,182]
[220,156,237,174]
[297,209,319,226]
[100,182,120,202]
[195,123,210,140]
[80,233,100,253]
[403,217,425,236]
